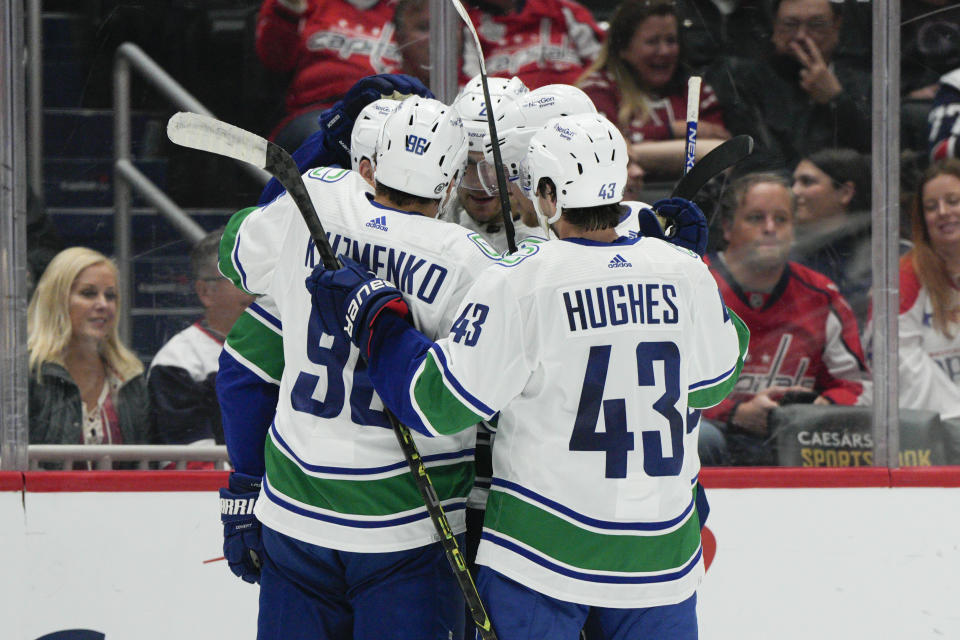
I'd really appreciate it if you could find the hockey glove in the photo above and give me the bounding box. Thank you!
[305,256,410,356]
[219,472,264,584]
[651,197,709,257]
[318,73,434,168]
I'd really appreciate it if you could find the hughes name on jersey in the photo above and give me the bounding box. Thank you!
[703,253,872,425]
[219,167,506,553]
[367,236,748,607]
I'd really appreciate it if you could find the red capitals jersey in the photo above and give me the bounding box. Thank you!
[579,70,726,143]
[256,0,399,116]
[703,253,871,424]
[465,0,603,89]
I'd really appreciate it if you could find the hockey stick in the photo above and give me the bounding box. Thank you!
[167,112,497,640]
[449,0,517,255]
[683,76,702,175]
[671,134,754,201]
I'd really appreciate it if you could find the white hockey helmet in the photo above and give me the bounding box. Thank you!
[452,75,529,153]
[374,96,468,200]
[524,113,628,225]
[350,99,400,172]
[478,84,597,192]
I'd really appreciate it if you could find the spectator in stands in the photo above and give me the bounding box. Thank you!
[464,0,603,89]
[255,0,399,151]
[929,67,960,163]
[392,0,430,85]
[578,0,730,180]
[898,160,960,441]
[703,173,871,465]
[675,0,773,74]
[903,0,960,101]
[27,247,150,450]
[791,148,872,326]
[393,0,460,87]
[26,188,63,299]
[706,0,871,172]
[149,229,255,449]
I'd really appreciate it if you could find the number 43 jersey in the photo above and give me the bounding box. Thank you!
[219,167,507,553]
[375,234,748,607]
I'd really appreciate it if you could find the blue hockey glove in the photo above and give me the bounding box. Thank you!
[651,197,709,257]
[305,256,410,356]
[318,73,434,168]
[219,472,264,584]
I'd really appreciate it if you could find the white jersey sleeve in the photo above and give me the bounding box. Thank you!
[688,263,748,408]
[899,283,960,419]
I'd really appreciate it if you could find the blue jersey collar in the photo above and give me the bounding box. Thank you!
[366,192,424,217]
[561,235,642,248]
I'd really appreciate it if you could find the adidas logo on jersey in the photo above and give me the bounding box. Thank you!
[608,254,632,268]
[365,216,388,232]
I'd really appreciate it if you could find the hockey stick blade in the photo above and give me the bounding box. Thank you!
[672,134,754,200]
[167,112,269,168]
[167,112,338,269]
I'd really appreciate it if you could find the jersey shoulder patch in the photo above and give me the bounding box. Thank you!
[306,166,352,183]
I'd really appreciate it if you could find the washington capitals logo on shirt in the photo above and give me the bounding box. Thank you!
[365,216,388,231]
[608,254,632,268]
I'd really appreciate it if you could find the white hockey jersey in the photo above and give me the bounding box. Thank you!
[219,167,509,552]
[373,234,748,607]
[898,257,960,419]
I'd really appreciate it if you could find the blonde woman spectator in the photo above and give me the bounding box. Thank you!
[578,0,729,179]
[899,159,960,425]
[28,247,150,449]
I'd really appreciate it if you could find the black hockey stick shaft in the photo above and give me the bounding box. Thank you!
[671,134,754,200]
[449,0,516,255]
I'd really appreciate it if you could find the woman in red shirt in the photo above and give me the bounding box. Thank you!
[578,0,729,179]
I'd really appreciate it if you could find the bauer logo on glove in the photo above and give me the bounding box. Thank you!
[306,256,410,356]
[344,278,392,338]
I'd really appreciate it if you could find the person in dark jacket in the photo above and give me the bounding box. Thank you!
[28,247,150,458]
[148,228,254,448]
[706,0,871,173]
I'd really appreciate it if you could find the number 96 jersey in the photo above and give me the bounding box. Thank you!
[387,234,748,608]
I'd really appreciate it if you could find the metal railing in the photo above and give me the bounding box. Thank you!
[28,444,231,470]
[112,42,269,342]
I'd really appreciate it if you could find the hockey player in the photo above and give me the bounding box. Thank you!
[306,113,749,639]
[449,75,540,253]
[216,92,407,482]
[218,97,504,640]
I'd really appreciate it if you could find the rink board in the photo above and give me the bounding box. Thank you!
[0,469,958,639]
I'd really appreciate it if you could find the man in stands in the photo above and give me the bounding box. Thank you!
[707,0,871,172]
[149,229,254,448]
